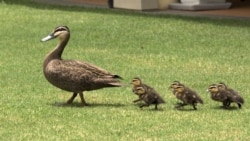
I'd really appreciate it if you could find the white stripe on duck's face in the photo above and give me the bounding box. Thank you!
[41,26,69,42]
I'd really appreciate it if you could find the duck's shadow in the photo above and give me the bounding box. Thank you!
[49,102,126,108]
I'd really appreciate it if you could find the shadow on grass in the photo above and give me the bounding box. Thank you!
[172,103,198,111]
[132,103,165,111]
[175,108,198,111]
[3,0,250,27]
[212,105,240,110]
[49,101,126,108]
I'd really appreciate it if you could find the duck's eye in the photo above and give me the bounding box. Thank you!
[55,28,65,32]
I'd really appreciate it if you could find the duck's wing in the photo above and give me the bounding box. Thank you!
[145,86,165,104]
[185,89,203,104]
[67,60,122,78]
[227,89,244,104]
[45,59,123,88]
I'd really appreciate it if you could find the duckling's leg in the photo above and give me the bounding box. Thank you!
[154,104,158,110]
[175,103,187,109]
[79,92,88,106]
[139,104,149,109]
[222,101,230,109]
[226,100,231,107]
[67,93,78,104]
[192,103,197,110]
[133,98,141,103]
[237,103,242,109]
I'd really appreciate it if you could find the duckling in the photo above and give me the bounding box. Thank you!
[174,84,203,110]
[41,26,123,106]
[207,84,230,108]
[133,86,165,110]
[218,82,244,108]
[130,77,153,103]
[169,81,182,95]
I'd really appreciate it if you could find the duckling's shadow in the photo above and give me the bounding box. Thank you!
[132,103,165,111]
[134,107,165,111]
[147,108,165,111]
[174,108,197,112]
[90,103,126,108]
[50,102,125,108]
[213,106,239,110]
[173,103,198,111]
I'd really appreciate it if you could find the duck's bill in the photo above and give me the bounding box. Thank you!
[41,34,54,42]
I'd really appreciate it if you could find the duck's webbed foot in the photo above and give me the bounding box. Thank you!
[79,92,88,106]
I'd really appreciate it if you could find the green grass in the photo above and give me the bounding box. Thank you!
[1,0,250,140]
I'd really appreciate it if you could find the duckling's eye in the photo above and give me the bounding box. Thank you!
[211,87,217,90]
[132,79,139,83]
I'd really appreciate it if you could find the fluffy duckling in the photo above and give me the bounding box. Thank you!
[169,81,182,95]
[130,77,165,109]
[133,86,165,110]
[217,82,244,108]
[174,84,203,110]
[130,77,153,103]
[207,84,231,108]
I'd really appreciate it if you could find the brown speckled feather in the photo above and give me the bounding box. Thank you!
[44,59,122,92]
[173,84,203,110]
[131,77,165,109]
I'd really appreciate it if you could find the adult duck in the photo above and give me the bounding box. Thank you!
[41,25,123,106]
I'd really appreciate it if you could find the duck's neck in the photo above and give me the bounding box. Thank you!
[44,34,70,66]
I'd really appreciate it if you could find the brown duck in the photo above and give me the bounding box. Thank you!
[130,77,152,103]
[133,86,165,110]
[173,84,203,110]
[41,26,123,106]
[207,84,230,108]
[169,81,182,95]
[218,82,244,108]
[130,77,165,109]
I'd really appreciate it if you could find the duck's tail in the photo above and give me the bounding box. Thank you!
[196,95,204,104]
[113,75,123,80]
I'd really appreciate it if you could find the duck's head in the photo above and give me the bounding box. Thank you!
[207,84,219,93]
[130,77,142,86]
[217,82,227,90]
[169,81,181,89]
[41,26,70,42]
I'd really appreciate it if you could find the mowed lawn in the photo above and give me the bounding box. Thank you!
[0,0,250,140]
